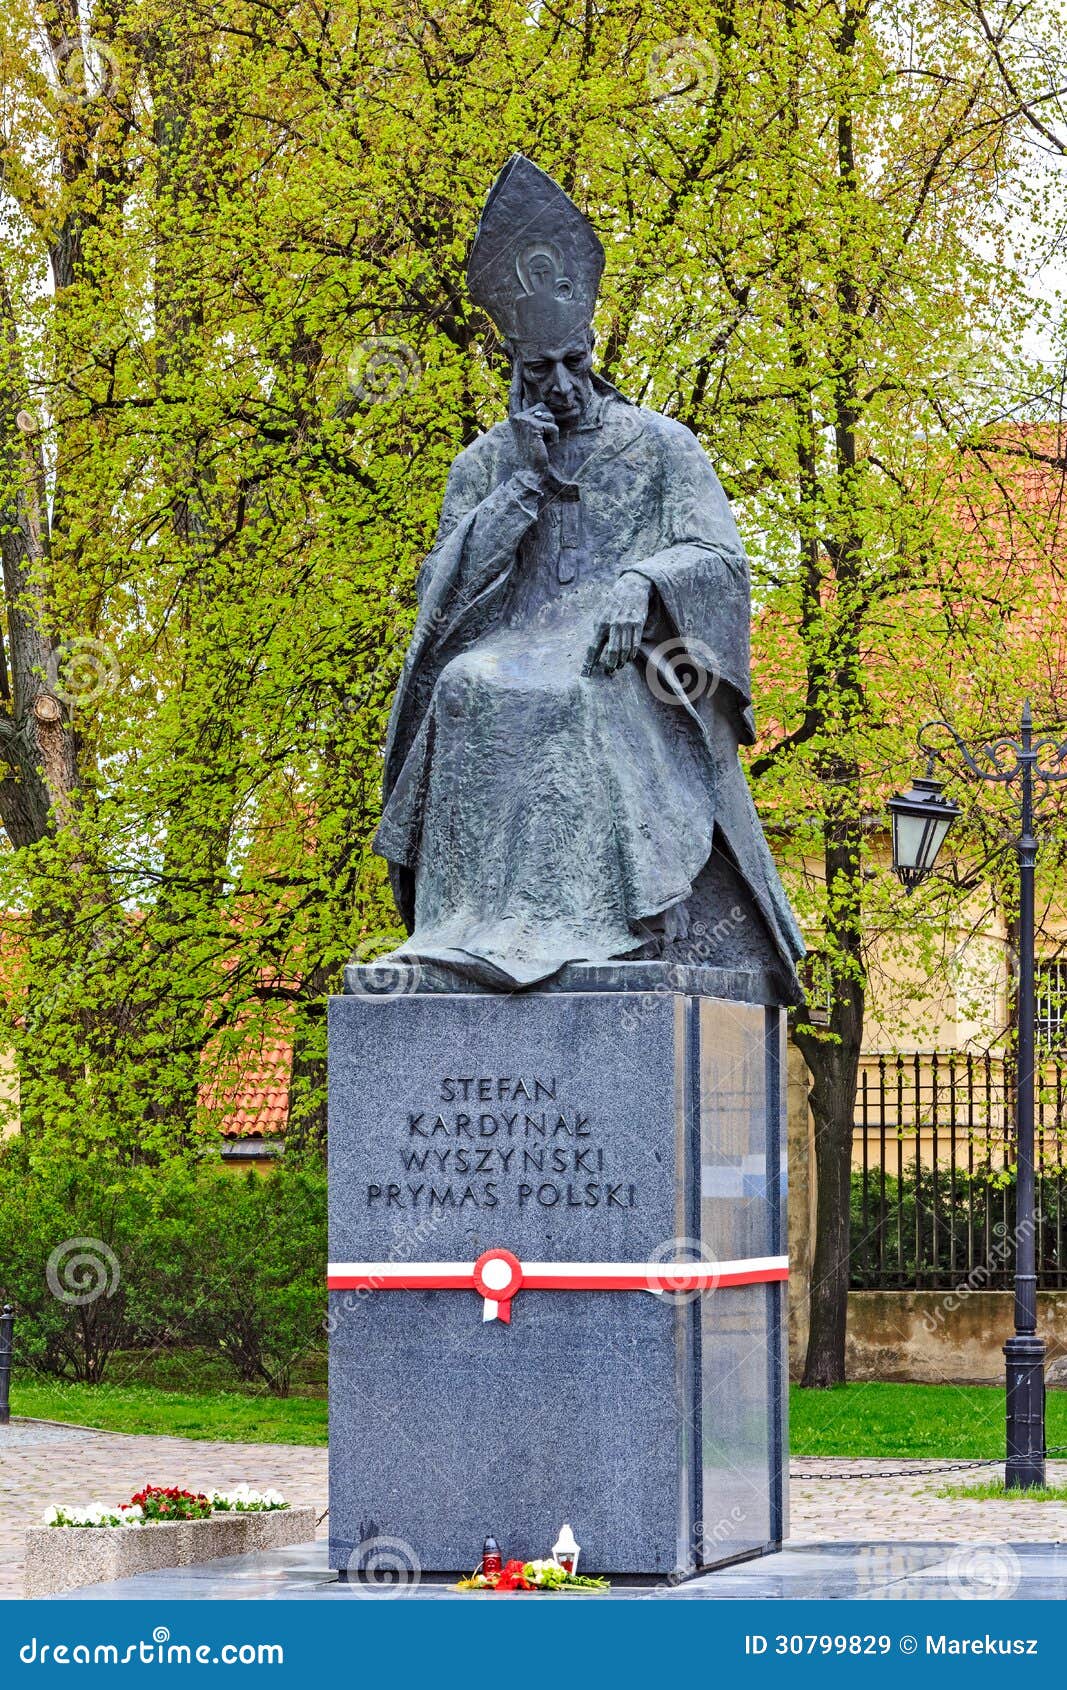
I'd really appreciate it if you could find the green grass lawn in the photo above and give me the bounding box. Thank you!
[789,1380,1067,1459]
[13,1369,1067,1458]
[11,1377,329,1445]
[935,1479,1067,1501]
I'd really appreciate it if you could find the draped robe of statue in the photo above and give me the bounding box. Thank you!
[374,384,805,992]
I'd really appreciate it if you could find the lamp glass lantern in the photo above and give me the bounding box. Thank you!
[888,773,961,890]
[551,1523,580,1574]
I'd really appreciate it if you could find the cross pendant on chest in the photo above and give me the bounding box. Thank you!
[549,479,582,584]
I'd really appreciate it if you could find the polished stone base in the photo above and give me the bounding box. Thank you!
[53,1539,1067,1600]
[328,981,786,1576]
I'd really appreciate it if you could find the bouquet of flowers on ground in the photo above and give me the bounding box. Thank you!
[457,1558,609,1593]
[210,1486,289,1513]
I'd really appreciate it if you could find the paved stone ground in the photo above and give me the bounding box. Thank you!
[2,1422,1065,1597]
[789,1457,1067,1546]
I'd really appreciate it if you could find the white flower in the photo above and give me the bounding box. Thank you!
[88,1504,121,1526]
[44,1501,128,1528]
[211,1484,287,1512]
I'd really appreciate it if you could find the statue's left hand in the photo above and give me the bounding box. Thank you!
[583,572,652,675]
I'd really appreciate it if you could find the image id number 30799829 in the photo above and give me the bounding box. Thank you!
[744,1637,893,1655]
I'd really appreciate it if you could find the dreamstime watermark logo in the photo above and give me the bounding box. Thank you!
[644,636,720,706]
[646,1235,720,1304]
[324,1211,445,1334]
[649,1506,748,1592]
[19,1626,284,1666]
[52,35,123,105]
[346,1535,421,1596]
[81,311,132,367]
[346,337,421,404]
[46,1237,120,1306]
[618,910,747,1033]
[921,1212,1041,1335]
[647,36,720,107]
[945,1540,1021,1599]
[46,637,119,707]
[21,983,67,1039]
[347,934,423,998]
[21,919,129,1039]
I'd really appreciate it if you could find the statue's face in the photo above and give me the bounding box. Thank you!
[516,334,595,429]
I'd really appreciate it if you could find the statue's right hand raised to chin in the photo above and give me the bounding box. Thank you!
[511,404,559,478]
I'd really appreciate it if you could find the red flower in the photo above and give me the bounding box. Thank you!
[493,1559,533,1592]
[124,1483,210,1521]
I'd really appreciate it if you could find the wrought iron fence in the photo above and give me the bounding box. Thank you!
[850,1052,1067,1290]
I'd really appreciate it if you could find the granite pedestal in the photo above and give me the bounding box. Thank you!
[328,963,787,1577]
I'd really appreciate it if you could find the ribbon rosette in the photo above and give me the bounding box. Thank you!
[473,1249,523,1322]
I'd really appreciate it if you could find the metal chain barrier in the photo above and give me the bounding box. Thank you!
[792,1445,1067,1481]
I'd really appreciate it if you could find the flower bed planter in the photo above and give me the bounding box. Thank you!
[25,1507,317,1597]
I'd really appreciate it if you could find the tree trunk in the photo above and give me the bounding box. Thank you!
[0,271,78,843]
[285,964,330,1159]
[795,798,866,1386]
[795,966,864,1386]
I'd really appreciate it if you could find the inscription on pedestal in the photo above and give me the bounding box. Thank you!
[364,1072,638,1215]
[329,993,679,1269]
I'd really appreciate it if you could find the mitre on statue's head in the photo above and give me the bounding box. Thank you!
[467,155,605,347]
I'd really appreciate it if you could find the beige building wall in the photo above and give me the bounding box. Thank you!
[846,1290,1067,1384]
[0,1046,18,1139]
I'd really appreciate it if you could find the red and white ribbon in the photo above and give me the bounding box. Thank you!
[328,1250,788,1324]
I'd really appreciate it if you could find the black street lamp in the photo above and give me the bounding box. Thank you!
[890,701,1067,1490]
[887,769,961,890]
